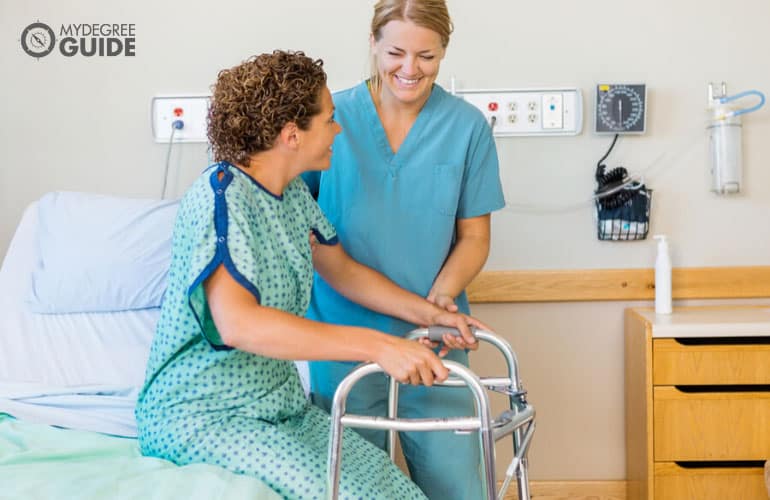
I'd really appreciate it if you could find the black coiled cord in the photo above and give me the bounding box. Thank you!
[595,134,636,210]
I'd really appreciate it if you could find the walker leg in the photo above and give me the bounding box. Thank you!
[387,376,399,462]
[512,422,532,500]
[516,456,531,500]
[326,417,344,499]
[480,427,497,500]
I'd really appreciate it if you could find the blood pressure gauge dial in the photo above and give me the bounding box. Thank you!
[595,84,647,134]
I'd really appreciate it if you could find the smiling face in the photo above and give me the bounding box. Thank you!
[297,86,341,172]
[371,19,445,108]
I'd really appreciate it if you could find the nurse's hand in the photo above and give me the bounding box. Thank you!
[309,231,319,256]
[422,310,490,357]
[427,292,458,312]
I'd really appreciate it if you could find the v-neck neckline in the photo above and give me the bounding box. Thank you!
[358,81,439,173]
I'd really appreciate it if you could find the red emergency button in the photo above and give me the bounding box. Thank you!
[173,107,184,117]
[488,102,499,112]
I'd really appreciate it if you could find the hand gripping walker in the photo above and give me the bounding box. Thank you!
[326,327,536,500]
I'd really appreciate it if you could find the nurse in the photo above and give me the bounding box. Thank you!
[303,1,505,498]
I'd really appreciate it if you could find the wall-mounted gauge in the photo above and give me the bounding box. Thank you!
[595,84,647,134]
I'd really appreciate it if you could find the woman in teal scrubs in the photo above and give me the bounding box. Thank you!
[136,50,486,500]
[303,1,506,498]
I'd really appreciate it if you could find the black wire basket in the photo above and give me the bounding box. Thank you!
[595,186,652,241]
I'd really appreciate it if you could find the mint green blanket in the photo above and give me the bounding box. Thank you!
[0,415,282,499]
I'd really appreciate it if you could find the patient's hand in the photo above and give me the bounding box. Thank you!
[375,336,449,386]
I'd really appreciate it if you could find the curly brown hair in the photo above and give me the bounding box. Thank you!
[207,50,327,165]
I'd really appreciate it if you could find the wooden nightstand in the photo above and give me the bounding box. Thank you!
[625,306,770,499]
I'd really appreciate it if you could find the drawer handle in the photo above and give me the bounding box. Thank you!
[675,337,770,346]
[676,460,765,469]
[675,384,770,393]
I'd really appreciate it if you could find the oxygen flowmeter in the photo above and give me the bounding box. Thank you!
[707,82,765,194]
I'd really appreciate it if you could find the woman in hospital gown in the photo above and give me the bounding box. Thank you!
[135,50,485,500]
[302,1,506,498]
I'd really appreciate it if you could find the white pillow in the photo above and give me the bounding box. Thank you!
[26,192,179,313]
[0,201,158,388]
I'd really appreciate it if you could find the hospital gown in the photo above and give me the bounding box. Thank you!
[135,162,426,500]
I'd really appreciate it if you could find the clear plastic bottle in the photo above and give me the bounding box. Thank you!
[707,109,742,194]
[653,235,672,314]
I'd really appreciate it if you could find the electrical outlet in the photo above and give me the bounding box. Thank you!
[454,88,582,137]
[151,95,210,143]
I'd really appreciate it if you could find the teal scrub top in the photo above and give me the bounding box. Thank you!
[303,82,505,336]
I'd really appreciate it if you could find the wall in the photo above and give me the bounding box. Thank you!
[3,0,770,481]
[465,0,770,271]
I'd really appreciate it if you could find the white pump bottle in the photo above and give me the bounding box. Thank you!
[653,235,672,314]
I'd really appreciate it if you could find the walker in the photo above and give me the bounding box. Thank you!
[326,327,536,500]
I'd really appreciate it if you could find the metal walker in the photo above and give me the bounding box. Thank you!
[326,327,536,500]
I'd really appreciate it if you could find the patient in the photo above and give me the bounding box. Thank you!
[135,50,483,499]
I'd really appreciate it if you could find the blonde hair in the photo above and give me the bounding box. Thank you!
[369,0,453,93]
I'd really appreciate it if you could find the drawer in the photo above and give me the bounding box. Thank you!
[654,462,766,500]
[654,387,770,460]
[653,338,770,385]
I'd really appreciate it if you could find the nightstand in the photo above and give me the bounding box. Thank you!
[625,306,770,499]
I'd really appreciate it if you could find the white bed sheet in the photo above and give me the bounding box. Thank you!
[0,202,155,436]
[0,203,157,388]
[0,383,138,436]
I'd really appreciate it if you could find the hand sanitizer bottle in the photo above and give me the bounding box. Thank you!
[653,235,672,314]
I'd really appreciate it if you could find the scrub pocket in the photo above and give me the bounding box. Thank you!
[432,164,462,216]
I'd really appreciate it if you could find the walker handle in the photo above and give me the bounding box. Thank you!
[427,325,478,342]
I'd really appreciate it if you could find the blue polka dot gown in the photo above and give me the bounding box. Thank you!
[136,162,426,500]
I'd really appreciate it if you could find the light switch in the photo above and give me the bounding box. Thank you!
[541,93,564,129]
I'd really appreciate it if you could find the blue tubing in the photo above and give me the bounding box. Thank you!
[720,89,766,117]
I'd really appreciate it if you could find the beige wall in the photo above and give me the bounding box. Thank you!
[3,0,770,481]
[471,300,636,480]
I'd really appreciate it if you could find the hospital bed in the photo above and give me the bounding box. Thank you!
[0,191,536,499]
[0,192,281,499]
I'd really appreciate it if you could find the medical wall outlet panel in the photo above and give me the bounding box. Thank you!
[595,84,647,134]
[151,95,210,143]
[454,88,583,137]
